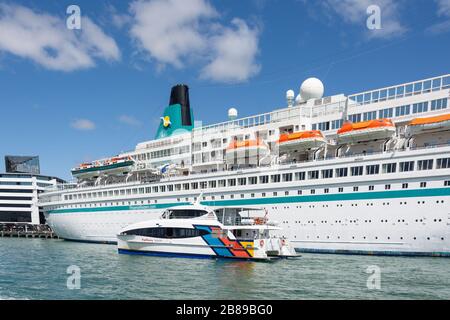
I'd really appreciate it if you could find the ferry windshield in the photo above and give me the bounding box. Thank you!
[167,209,208,219]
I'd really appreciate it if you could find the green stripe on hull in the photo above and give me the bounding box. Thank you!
[47,188,450,215]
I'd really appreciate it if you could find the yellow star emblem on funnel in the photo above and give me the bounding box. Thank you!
[161,116,171,128]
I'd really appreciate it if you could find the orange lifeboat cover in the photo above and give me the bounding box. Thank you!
[338,119,394,134]
[409,113,450,126]
[278,130,324,144]
[227,139,265,150]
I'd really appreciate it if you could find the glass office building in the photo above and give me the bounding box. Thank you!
[5,156,40,175]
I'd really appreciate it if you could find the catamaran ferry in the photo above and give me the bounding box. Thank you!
[40,74,450,256]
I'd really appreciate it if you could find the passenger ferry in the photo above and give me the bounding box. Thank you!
[40,74,450,256]
[117,203,297,260]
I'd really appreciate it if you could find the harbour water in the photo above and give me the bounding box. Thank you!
[1,238,449,300]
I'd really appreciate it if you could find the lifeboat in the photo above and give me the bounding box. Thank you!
[225,139,269,164]
[337,119,395,143]
[277,130,326,151]
[407,113,450,135]
[71,156,134,179]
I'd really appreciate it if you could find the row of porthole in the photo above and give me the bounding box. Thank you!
[287,218,444,224]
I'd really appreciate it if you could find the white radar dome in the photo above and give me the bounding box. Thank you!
[295,94,303,105]
[300,77,324,101]
[286,90,295,107]
[228,108,238,120]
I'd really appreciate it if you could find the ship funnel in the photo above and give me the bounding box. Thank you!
[155,84,195,140]
[170,84,192,126]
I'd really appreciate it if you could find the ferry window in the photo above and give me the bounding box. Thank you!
[335,168,348,177]
[251,193,255,198]
[152,187,158,193]
[273,192,277,196]
[423,80,431,92]
[351,166,363,176]
[295,172,306,181]
[123,227,209,239]
[120,190,125,195]
[444,181,450,186]
[183,183,189,190]
[379,89,387,101]
[414,82,422,93]
[382,163,397,174]
[443,76,450,89]
[139,188,145,194]
[312,124,317,130]
[372,91,379,102]
[388,88,396,99]
[395,105,410,117]
[282,173,293,182]
[399,161,414,172]
[385,184,391,190]
[175,184,182,191]
[249,177,258,185]
[332,119,343,130]
[324,188,329,194]
[369,185,375,191]
[218,180,226,187]
[378,108,393,119]
[405,84,413,96]
[230,194,234,199]
[108,191,113,196]
[338,187,344,193]
[412,102,428,114]
[353,186,359,192]
[420,182,427,188]
[366,165,380,175]
[321,169,333,179]
[310,189,315,194]
[285,191,289,196]
[228,179,236,187]
[238,178,246,186]
[240,194,245,198]
[348,114,361,123]
[433,78,441,90]
[396,86,404,97]
[308,170,319,180]
[402,183,409,189]
[260,176,269,184]
[431,98,448,111]
[262,192,266,197]
[363,111,377,121]
[200,181,207,189]
[167,185,174,192]
[298,190,303,195]
[271,174,281,183]
[437,158,450,169]
[417,159,433,171]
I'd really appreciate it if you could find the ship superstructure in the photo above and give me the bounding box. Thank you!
[40,75,450,256]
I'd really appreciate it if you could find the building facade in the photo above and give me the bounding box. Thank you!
[0,173,65,225]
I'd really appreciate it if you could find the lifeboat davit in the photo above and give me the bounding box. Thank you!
[277,130,326,151]
[71,156,134,179]
[225,140,269,164]
[407,113,450,135]
[337,119,395,143]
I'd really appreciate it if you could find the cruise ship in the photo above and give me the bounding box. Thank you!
[40,74,450,256]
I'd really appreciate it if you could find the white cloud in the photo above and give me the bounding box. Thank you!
[201,19,260,83]
[303,0,407,39]
[129,0,216,68]
[118,115,142,126]
[71,119,96,131]
[0,4,120,71]
[427,0,450,34]
[436,0,450,17]
[129,0,261,82]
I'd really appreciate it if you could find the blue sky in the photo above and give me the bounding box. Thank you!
[0,0,449,180]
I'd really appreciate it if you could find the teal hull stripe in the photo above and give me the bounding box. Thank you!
[47,187,450,215]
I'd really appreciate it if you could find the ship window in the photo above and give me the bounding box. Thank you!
[385,184,391,190]
[262,193,266,197]
[353,186,359,192]
[295,172,306,181]
[417,159,433,171]
[395,105,410,117]
[308,170,319,180]
[338,187,344,193]
[399,161,414,172]
[208,181,216,189]
[366,165,380,175]
[445,181,450,186]
[182,183,189,190]
[228,179,236,187]
[238,178,246,186]
[249,177,258,185]
[335,168,348,177]
[324,188,329,194]
[321,169,333,179]
[310,189,315,194]
[363,111,377,121]
[175,184,182,191]
[382,163,397,174]
[351,166,363,176]
[412,101,428,114]
[437,158,450,169]
[402,183,409,189]
[443,76,450,89]
[260,176,269,184]
[273,192,278,196]
[431,98,448,111]
[271,174,281,183]
[282,173,293,182]
[298,190,303,195]
[378,108,393,119]
[420,182,427,188]
[218,180,226,187]
[369,185,375,191]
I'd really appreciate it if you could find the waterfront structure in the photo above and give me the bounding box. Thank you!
[0,173,65,225]
[40,74,450,256]
[5,155,40,175]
